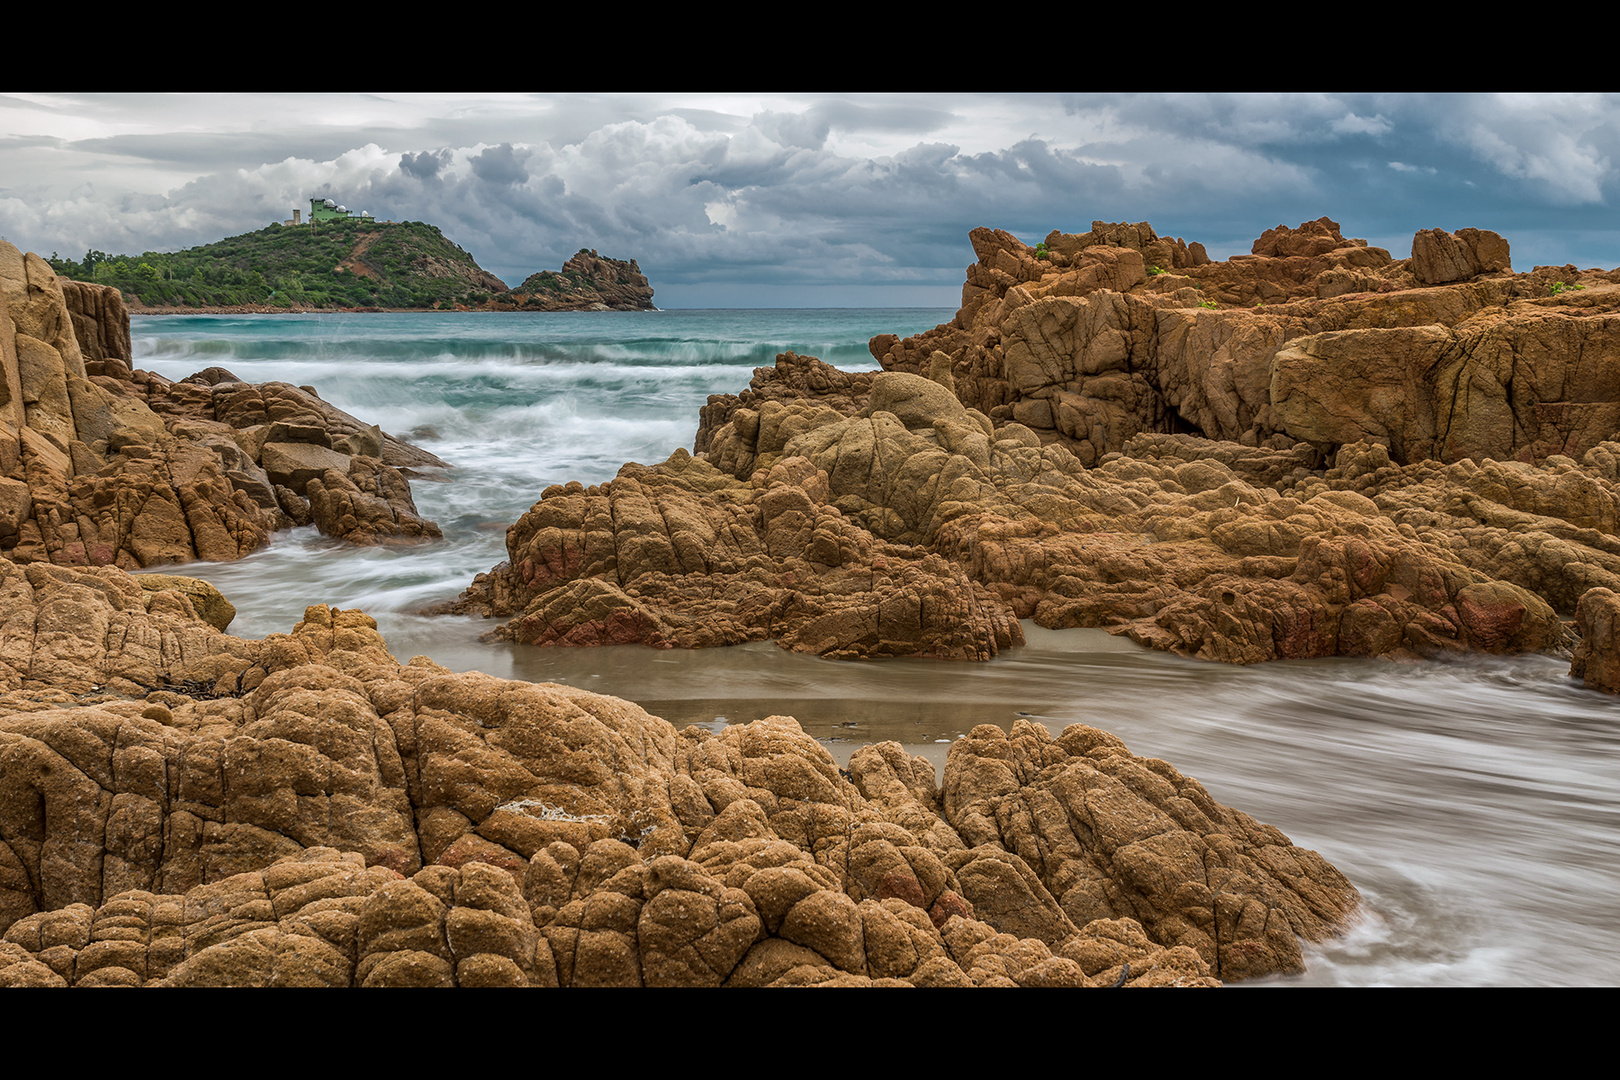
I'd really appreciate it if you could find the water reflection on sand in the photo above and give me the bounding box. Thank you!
[388,612,1620,987]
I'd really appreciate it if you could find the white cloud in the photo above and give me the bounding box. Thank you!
[1463,123,1609,204]
[704,200,736,229]
[1331,112,1392,137]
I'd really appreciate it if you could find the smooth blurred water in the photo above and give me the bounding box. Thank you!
[129,311,1620,986]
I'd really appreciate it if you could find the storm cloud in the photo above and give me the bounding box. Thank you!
[1,93,1616,306]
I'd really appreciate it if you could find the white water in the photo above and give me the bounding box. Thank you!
[130,312,1620,986]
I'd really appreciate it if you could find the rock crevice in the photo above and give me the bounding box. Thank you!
[0,570,1357,986]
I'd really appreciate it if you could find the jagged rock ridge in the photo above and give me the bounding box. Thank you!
[870,217,1616,468]
[450,220,1620,693]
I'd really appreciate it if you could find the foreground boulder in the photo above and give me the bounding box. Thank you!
[1572,586,1620,693]
[0,240,443,568]
[445,427,1023,661]
[0,563,1357,985]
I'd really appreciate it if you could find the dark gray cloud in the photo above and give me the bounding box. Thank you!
[399,148,451,180]
[469,143,530,187]
[754,99,959,151]
[69,131,367,170]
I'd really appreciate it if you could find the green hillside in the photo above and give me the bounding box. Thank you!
[47,218,509,310]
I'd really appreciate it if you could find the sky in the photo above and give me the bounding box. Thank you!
[2,92,1618,308]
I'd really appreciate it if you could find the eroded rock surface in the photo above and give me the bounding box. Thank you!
[1572,586,1620,693]
[874,218,1619,469]
[0,565,1356,985]
[446,416,1023,660]
[0,240,443,567]
[445,218,1620,674]
[457,353,1595,666]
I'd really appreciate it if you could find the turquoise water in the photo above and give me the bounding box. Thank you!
[136,309,949,531]
[127,310,1620,986]
[129,308,959,655]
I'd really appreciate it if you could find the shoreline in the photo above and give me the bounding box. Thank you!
[21,299,1613,985]
[127,302,662,316]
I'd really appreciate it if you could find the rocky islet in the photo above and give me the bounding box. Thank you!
[5,215,1620,986]
[506,249,656,312]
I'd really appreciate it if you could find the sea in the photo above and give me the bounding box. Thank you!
[130,309,1620,987]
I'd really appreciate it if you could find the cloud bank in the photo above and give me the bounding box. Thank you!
[1,93,1616,306]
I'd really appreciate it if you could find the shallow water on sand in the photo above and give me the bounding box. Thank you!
[131,312,1620,986]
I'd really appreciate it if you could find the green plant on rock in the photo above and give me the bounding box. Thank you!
[1199,299,1219,310]
[1549,281,1586,295]
[1034,241,1051,261]
[1148,265,1163,275]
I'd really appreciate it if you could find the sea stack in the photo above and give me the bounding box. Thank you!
[506,249,656,311]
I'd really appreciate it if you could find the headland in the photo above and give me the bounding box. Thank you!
[49,216,655,314]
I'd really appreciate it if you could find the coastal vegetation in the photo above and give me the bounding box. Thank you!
[47,219,507,310]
